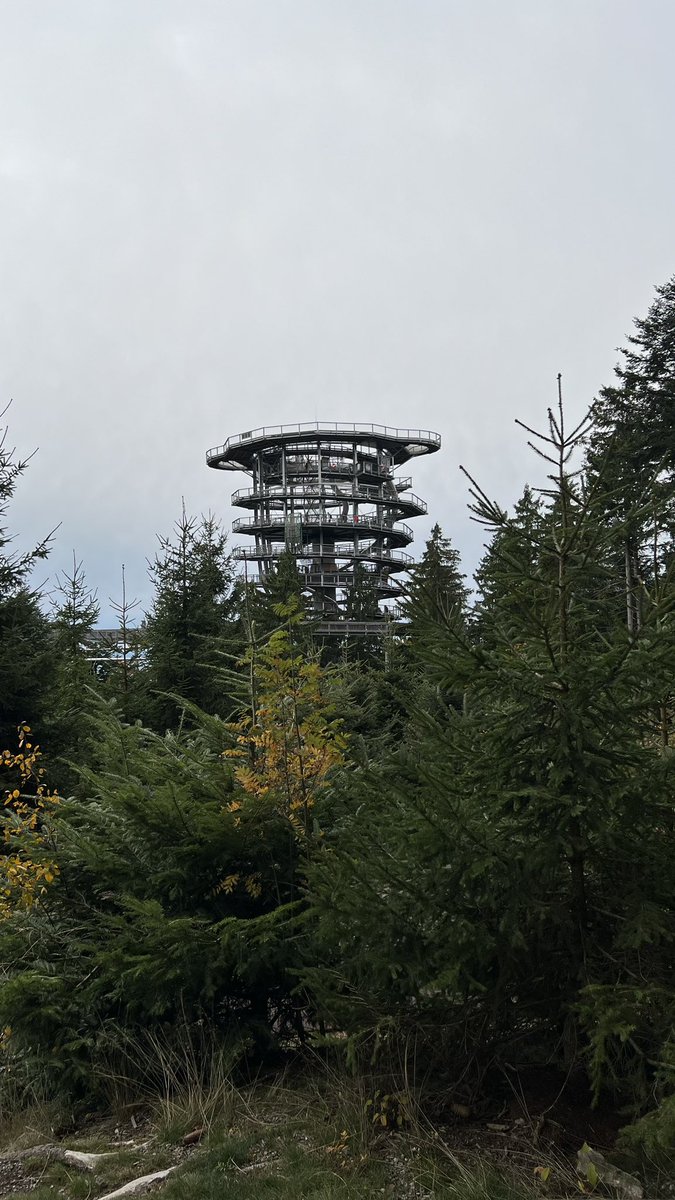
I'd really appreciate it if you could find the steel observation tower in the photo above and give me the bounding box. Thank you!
[206,422,441,634]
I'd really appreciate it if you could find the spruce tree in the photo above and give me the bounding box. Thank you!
[404,523,468,643]
[0,420,55,749]
[100,564,146,723]
[263,548,305,609]
[307,386,675,1110]
[239,552,320,671]
[47,554,100,791]
[591,274,675,479]
[473,485,547,644]
[144,508,236,730]
[241,550,306,638]
[345,562,380,620]
[0,615,345,1093]
[586,274,675,634]
[51,554,99,658]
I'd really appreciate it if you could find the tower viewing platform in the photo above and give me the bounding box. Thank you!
[206,422,441,630]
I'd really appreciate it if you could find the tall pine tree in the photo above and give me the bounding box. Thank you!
[404,522,468,647]
[587,274,675,634]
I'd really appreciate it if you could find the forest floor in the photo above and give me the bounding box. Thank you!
[0,1066,668,1200]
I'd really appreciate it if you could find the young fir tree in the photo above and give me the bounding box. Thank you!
[404,522,469,644]
[47,554,100,792]
[0,419,55,749]
[0,614,345,1095]
[316,563,384,667]
[51,555,99,659]
[306,385,675,1114]
[240,549,307,641]
[96,564,147,724]
[263,548,305,609]
[331,654,412,761]
[144,508,236,731]
[401,524,469,712]
[472,485,547,644]
[345,562,380,621]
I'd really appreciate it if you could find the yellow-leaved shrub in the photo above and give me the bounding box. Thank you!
[1,724,59,917]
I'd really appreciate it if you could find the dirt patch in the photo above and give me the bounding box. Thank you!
[0,1154,42,1197]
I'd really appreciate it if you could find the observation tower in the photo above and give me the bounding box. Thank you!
[206,422,441,633]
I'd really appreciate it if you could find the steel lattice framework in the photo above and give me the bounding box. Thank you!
[206,422,441,627]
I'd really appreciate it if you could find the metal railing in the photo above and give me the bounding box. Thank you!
[241,570,403,592]
[241,566,398,585]
[232,512,414,541]
[312,619,403,636]
[207,422,441,461]
[230,481,426,513]
[234,544,414,566]
[277,460,399,481]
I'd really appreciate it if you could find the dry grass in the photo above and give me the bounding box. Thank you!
[0,1049,649,1200]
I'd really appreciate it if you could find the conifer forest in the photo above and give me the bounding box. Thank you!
[1,278,675,1199]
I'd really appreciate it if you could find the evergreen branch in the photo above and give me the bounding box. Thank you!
[514,418,557,446]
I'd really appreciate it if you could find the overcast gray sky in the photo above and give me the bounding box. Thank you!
[1,0,673,621]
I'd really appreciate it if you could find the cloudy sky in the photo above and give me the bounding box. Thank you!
[1,0,673,621]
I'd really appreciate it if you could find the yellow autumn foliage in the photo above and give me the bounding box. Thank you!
[1,724,60,918]
[215,627,347,899]
[230,630,346,836]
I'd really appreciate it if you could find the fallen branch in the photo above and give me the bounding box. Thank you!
[2,1145,114,1172]
[97,1165,179,1198]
